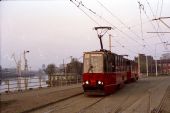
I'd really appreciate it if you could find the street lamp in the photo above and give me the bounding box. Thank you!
[23,50,29,90]
[23,50,29,72]
[155,42,167,76]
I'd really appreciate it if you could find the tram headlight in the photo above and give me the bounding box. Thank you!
[85,80,89,85]
[98,81,103,85]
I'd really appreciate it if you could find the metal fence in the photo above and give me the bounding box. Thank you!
[0,74,82,93]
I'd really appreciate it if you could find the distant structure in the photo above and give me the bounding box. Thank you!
[160,53,170,60]
[0,65,2,72]
[66,58,83,75]
[135,54,155,75]
[157,53,170,75]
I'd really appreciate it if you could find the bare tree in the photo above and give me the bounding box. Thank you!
[66,58,83,75]
[45,64,56,87]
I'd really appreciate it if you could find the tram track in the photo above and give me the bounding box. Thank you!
[43,94,85,113]
[21,92,83,113]
[82,77,170,113]
[79,80,149,113]
[116,77,169,113]
[107,84,150,113]
[23,77,170,113]
[118,77,170,113]
[78,96,105,113]
[153,86,170,113]
[30,92,105,113]
[42,95,105,113]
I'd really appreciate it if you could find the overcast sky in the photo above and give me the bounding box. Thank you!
[1,0,170,70]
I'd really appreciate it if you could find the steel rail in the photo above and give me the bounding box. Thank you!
[153,86,170,113]
[78,96,105,113]
[21,92,83,113]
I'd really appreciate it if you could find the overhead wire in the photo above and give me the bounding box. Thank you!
[138,1,154,54]
[143,0,167,49]
[70,0,100,26]
[70,0,144,56]
[109,35,138,55]
[96,0,153,54]
[145,0,162,35]
[138,1,144,41]
[96,0,145,44]
[139,1,165,45]
[73,0,145,46]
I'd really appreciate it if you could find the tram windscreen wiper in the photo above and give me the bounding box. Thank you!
[88,64,94,73]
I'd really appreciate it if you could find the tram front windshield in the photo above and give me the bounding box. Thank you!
[83,53,103,73]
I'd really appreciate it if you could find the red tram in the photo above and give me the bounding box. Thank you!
[82,26,138,95]
[82,50,138,95]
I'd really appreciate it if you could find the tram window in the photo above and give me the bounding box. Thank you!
[117,56,119,66]
[126,60,130,71]
[116,56,119,72]
[120,58,122,71]
[123,59,124,71]
[115,55,117,72]
[107,55,112,72]
[112,55,115,72]
[83,53,103,73]
[83,54,90,73]
[118,57,120,71]
[119,57,121,71]
[91,54,103,73]
[104,55,107,72]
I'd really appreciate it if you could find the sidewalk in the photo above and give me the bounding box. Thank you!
[1,84,83,113]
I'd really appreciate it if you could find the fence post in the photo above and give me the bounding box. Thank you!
[17,77,21,91]
[77,74,78,84]
[7,80,10,92]
[39,76,42,88]
[24,77,28,90]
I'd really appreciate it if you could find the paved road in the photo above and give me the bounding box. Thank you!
[1,76,170,113]
[32,76,170,113]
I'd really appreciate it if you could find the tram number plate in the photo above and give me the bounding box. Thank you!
[91,54,102,56]
[91,80,96,83]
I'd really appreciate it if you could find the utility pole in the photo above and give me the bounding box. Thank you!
[146,55,148,77]
[109,34,112,51]
[23,50,29,73]
[63,59,65,86]
[138,54,141,77]
[155,59,158,77]
[23,50,29,90]
[155,42,167,76]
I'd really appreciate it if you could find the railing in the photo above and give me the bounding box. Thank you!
[0,74,82,93]
[0,76,48,93]
[46,74,82,87]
